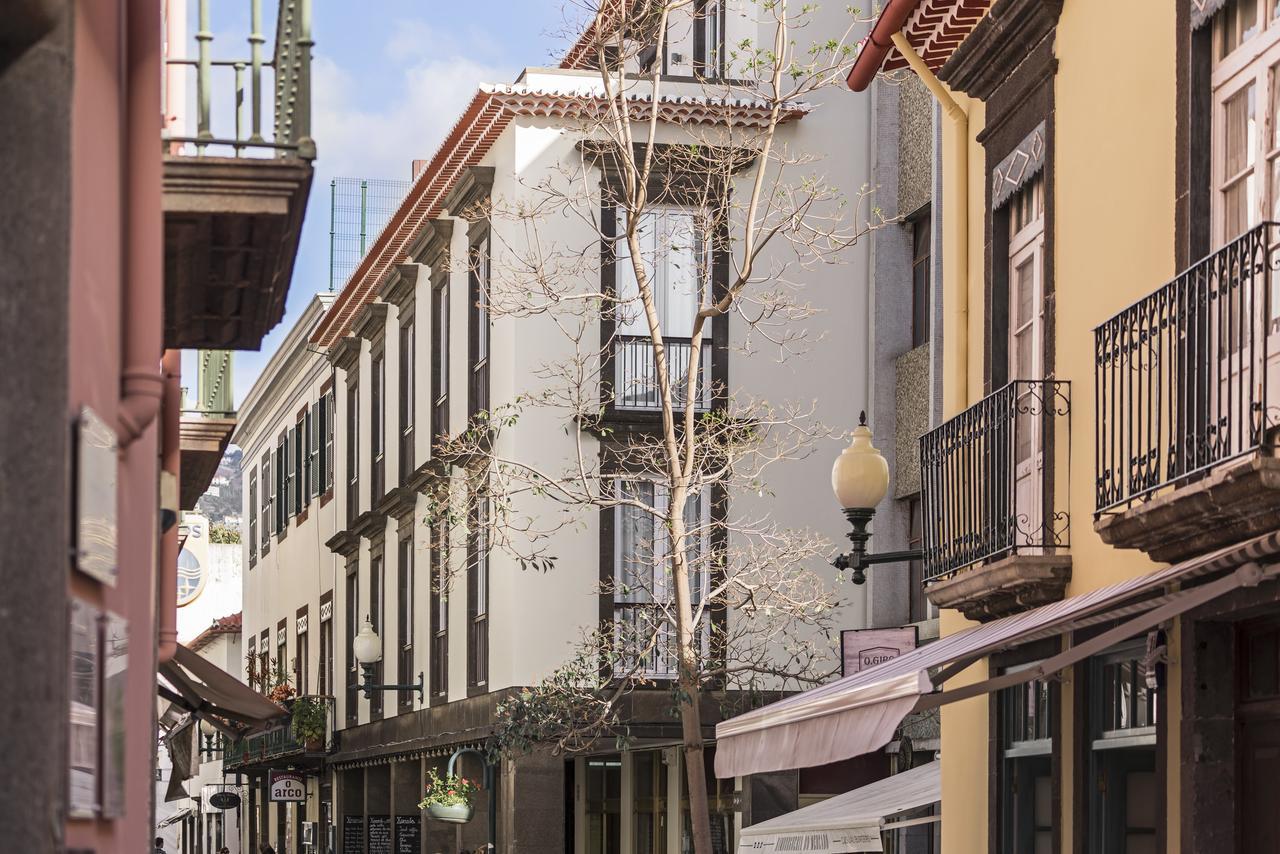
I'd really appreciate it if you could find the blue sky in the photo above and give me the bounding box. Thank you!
[214,0,574,405]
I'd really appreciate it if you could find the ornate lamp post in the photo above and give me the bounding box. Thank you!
[351,619,424,701]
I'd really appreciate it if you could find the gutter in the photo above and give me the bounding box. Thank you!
[846,0,922,93]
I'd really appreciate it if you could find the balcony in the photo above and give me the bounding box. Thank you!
[162,0,314,350]
[920,380,1072,621]
[178,350,236,510]
[1094,222,1280,562]
[608,336,713,416]
[223,695,335,773]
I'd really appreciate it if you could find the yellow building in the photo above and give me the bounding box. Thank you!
[717,1,1280,851]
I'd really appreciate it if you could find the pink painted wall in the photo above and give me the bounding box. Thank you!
[65,1,165,850]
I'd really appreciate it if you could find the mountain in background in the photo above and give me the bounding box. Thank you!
[196,446,243,528]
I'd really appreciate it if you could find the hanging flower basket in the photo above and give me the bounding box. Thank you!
[419,770,478,824]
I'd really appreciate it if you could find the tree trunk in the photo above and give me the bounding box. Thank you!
[679,675,714,854]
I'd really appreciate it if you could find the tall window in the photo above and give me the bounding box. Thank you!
[613,481,710,678]
[276,624,287,688]
[693,0,725,78]
[260,453,272,555]
[246,635,258,691]
[1087,643,1158,852]
[295,611,309,696]
[430,520,449,702]
[323,388,335,494]
[345,566,359,726]
[275,434,288,535]
[1009,178,1046,550]
[248,470,258,568]
[319,601,333,699]
[369,555,384,718]
[431,280,450,443]
[371,352,385,503]
[346,383,359,526]
[293,416,305,513]
[911,213,932,348]
[467,497,489,691]
[397,536,414,712]
[307,403,319,502]
[613,207,712,410]
[468,239,490,420]
[399,320,415,481]
[998,671,1054,853]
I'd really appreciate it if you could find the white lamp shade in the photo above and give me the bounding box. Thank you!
[352,620,383,664]
[199,717,217,737]
[832,421,890,510]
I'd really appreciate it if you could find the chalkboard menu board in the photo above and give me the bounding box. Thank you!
[342,816,364,854]
[394,815,421,854]
[367,814,392,854]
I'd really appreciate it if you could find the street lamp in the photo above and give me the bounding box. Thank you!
[199,716,221,760]
[831,412,923,585]
[351,619,424,701]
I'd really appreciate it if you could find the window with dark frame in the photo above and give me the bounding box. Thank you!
[324,388,335,494]
[430,520,448,702]
[346,382,359,526]
[261,453,272,554]
[997,672,1054,853]
[468,238,490,421]
[319,606,332,700]
[345,566,359,725]
[431,279,450,443]
[911,213,932,348]
[276,624,287,690]
[275,434,288,535]
[907,497,929,623]
[467,496,489,691]
[400,319,415,481]
[246,635,257,691]
[307,403,318,502]
[397,536,414,712]
[248,470,258,568]
[295,612,309,696]
[693,0,725,79]
[369,554,384,718]
[294,416,305,514]
[371,352,385,503]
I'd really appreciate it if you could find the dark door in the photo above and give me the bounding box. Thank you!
[1239,618,1280,852]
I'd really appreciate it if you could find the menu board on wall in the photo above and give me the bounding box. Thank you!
[367,814,392,854]
[394,815,421,854]
[68,599,100,818]
[342,816,364,854]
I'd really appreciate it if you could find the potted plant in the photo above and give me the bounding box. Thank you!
[418,769,478,824]
[266,661,295,707]
[290,697,328,751]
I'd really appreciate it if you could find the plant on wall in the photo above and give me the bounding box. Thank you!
[290,696,327,746]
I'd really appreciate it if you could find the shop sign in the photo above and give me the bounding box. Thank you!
[269,770,307,802]
[739,826,884,853]
[840,627,919,677]
[394,815,421,854]
[206,789,241,811]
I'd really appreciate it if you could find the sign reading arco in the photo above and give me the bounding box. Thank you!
[269,770,307,802]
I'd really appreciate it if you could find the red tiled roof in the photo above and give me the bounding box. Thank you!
[847,0,991,92]
[188,611,243,653]
[311,84,810,349]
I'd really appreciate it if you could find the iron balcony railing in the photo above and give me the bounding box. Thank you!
[164,0,314,159]
[222,695,335,770]
[612,604,710,680]
[612,336,713,412]
[920,380,1071,582]
[1095,222,1280,513]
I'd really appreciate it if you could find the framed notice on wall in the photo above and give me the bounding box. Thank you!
[840,626,919,677]
[343,815,364,854]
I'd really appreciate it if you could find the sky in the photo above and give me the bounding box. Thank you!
[203,0,577,406]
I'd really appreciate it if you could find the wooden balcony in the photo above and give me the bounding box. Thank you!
[178,415,236,511]
[1094,222,1280,563]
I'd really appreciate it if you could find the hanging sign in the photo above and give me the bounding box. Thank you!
[840,626,919,677]
[207,790,241,810]
[269,770,307,802]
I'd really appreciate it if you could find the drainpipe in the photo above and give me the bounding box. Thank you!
[889,31,970,414]
[158,348,181,664]
[120,0,165,446]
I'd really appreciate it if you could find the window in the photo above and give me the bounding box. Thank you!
[248,470,258,568]
[431,279,450,443]
[430,520,449,702]
[295,610,309,696]
[324,388,335,494]
[1086,643,1158,853]
[467,497,489,691]
[260,453,272,554]
[613,207,712,411]
[286,427,298,519]
[613,480,711,678]
[276,623,287,689]
[275,435,287,535]
[1008,178,1046,550]
[319,600,333,700]
[997,671,1054,853]
[693,0,724,79]
[398,537,414,712]
[293,418,304,514]
[400,319,415,481]
[345,566,359,725]
[911,214,932,348]
[371,352,385,503]
[246,635,257,691]
[369,555,384,718]
[307,403,318,502]
[468,238,490,420]
[346,383,359,526]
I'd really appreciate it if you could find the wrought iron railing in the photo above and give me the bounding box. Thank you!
[920,380,1071,582]
[163,0,314,159]
[612,336,712,412]
[223,695,334,770]
[1095,222,1280,513]
[612,604,709,679]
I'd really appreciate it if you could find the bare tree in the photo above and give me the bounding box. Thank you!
[429,2,877,850]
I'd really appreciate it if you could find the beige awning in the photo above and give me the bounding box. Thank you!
[159,643,286,731]
[737,760,940,854]
[716,531,1280,778]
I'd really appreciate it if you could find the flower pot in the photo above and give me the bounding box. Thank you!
[426,803,473,824]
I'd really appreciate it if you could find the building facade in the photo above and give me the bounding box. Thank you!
[229,4,950,853]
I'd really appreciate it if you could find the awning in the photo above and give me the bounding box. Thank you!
[717,531,1280,778]
[158,806,194,828]
[158,643,286,732]
[737,760,940,854]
